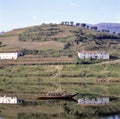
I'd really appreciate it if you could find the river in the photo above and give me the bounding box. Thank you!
[0,97,120,119]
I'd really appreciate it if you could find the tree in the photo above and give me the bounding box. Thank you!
[91,26,98,31]
[64,43,69,49]
[113,32,116,35]
[118,33,120,36]
[0,41,2,46]
[76,23,80,27]
[81,23,86,28]
[70,21,74,26]
[86,25,89,29]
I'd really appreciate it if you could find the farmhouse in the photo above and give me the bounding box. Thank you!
[78,98,109,105]
[78,51,109,60]
[0,51,22,59]
[0,95,18,104]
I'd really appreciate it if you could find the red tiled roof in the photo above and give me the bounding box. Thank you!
[0,51,19,53]
[79,51,107,53]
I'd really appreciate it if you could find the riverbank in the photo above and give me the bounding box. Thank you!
[0,62,120,118]
[0,97,120,119]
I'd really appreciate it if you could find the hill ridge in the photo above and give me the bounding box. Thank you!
[0,24,120,58]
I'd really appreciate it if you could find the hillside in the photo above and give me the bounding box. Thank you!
[94,23,120,34]
[0,24,120,58]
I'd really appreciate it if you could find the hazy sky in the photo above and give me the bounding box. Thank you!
[0,0,120,31]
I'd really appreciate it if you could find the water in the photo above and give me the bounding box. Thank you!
[0,97,119,119]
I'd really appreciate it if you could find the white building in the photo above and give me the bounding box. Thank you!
[0,51,21,60]
[0,95,18,104]
[78,51,109,60]
[78,98,109,105]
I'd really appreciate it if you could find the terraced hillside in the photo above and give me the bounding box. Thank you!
[0,24,120,58]
[0,24,120,119]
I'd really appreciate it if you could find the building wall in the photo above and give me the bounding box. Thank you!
[0,96,18,104]
[78,52,109,59]
[0,52,20,59]
[78,98,109,105]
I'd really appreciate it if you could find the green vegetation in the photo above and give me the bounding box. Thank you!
[0,62,120,95]
[21,49,62,56]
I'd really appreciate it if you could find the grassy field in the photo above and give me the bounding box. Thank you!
[0,55,75,66]
[0,35,64,51]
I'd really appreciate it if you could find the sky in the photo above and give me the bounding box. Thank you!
[0,0,120,31]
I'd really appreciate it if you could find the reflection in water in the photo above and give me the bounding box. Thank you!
[36,98,77,105]
[100,114,120,119]
[0,97,120,119]
[78,98,109,105]
[17,99,78,119]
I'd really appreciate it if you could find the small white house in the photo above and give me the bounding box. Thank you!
[78,98,109,105]
[0,95,18,104]
[0,51,21,60]
[78,51,109,60]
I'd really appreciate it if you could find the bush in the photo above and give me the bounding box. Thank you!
[76,59,102,65]
[21,49,39,55]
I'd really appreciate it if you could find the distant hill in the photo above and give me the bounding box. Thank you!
[93,23,120,34]
[0,24,120,58]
